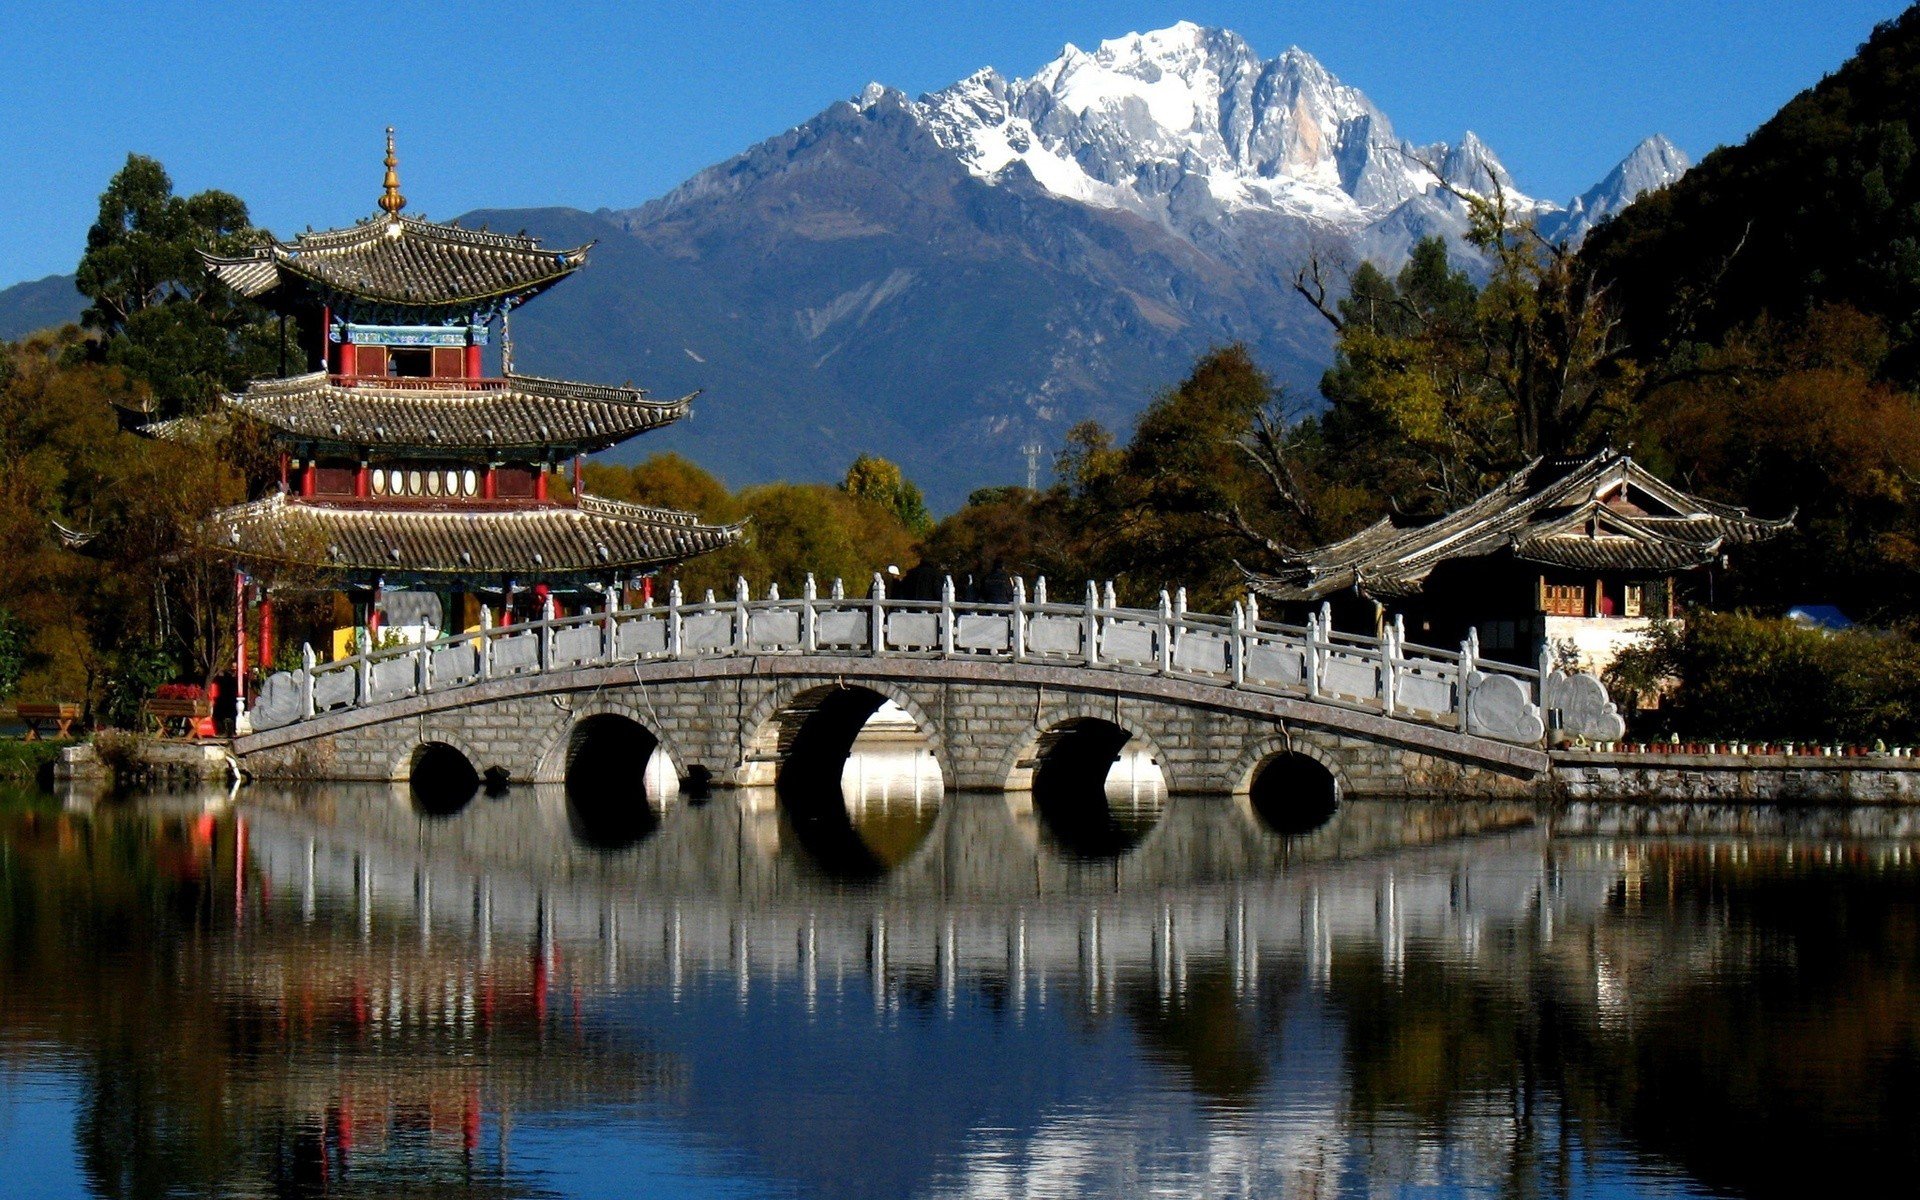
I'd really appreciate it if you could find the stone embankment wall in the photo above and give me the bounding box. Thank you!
[1552,751,1920,803]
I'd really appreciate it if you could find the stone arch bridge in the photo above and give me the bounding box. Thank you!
[235,578,1616,798]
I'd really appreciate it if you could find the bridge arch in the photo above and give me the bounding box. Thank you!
[996,696,1177,794]
[996,698,1174,860]
[556,712,678,850]
[530,696,689,790]
[740,679,950,791]
[405,740,481,817]
[744,680,948,879]
[1232,736,1343,836]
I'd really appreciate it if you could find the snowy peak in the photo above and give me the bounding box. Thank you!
[743,22,1686,274]
[1548,134,1692,242]
[914,23,1542,238]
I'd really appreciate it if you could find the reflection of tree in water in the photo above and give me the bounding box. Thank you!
[1320,844,1920,1198]
[1119,967,1274,1107]
[1546,849,1920,1198]
[0,804,670,1200]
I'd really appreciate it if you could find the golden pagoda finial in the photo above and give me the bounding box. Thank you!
[378,126,406,216]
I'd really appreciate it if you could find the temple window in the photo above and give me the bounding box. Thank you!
[1544,583,1587,616]
[388,348,433,378]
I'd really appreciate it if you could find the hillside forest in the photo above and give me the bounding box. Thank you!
[10,9,1920,740]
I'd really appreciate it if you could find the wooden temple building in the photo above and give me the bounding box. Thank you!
[145,131,738,723]
[1248,451,1791,670]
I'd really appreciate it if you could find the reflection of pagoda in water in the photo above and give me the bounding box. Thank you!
[146,131,739,707]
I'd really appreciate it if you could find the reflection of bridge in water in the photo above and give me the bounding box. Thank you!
[39,783,1920,1198]
[241,785,1581,1011]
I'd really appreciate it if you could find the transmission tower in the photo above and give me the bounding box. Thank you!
[1023,439,1045,491]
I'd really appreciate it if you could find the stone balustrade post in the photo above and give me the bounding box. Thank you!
[1085,581,1100,666]
[667,581,683,658]
[479,606,493,680]
[1231,601,1247,685]
[1459,628,1479,732]
[1034,576,1048,606]
[1304,613,1321,699]
[539,594,556,671]
[941,576,956,656]
[1011,576,1027,661]
[300,643,316,718]
[733,577,750,653]
[871,572,886,657]
[803,573,818,652]
[1158,590,1174,674]
[602,589,617,664]
[356,627,372,707]
[417,638,430,696]
[1380,617,1397,715]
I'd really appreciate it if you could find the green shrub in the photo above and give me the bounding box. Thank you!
[1608,611,1920,743]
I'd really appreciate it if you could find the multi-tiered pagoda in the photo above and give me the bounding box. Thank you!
[154,131,738,711]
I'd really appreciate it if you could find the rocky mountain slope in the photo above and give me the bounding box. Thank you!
[1,23,1686,508]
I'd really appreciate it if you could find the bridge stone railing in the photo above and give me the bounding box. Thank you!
[246,576,1624,747]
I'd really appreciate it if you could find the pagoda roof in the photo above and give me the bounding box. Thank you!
[1249,450,1793,603]
[202,370,693,456]
[203,214,590,313]
[202,492,741,582]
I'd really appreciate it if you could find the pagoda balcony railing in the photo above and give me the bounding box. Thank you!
[246,576,1610,747]
[329,374,511,392]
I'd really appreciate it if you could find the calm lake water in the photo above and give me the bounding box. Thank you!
[3,760,1919,1198]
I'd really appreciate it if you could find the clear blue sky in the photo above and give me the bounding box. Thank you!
[0,0,1907,287]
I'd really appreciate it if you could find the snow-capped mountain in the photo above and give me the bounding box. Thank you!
[900,22,1671,269]
[0,21,1688,508]
[1541,133,1692,244]
[553,25,1692,505]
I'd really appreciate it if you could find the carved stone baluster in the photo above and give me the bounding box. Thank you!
[871,572,886,657]
[667,581,683,658]
[300,643,316,718]
[1379,617,1397,715]
[1304,612,1321,699]
[479,606,493,680]
[734,577,750,653]
[803,573,818,652]
[1231,601,1247,685]
[1084,581,1100,666]
[1459,628,1479,732]
[539,594,555,672]
[941,576,956,656]
[1158,590,1173,675]
[356,627,371,706]
[1011,576,1027,661]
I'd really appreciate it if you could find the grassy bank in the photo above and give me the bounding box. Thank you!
[0,739,64,784]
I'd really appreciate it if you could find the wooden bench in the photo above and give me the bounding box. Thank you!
[143,697,213,739]
[12,702,80,740]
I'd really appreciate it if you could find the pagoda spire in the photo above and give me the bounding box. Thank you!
[378,127,406,216]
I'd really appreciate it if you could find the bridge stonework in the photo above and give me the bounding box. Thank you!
[234,657,1548,797]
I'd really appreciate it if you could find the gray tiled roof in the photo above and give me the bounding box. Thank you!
[219,371,694,455]
[1249,451,1792,603]
[203,492,741,580]
[203,214,590,309]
